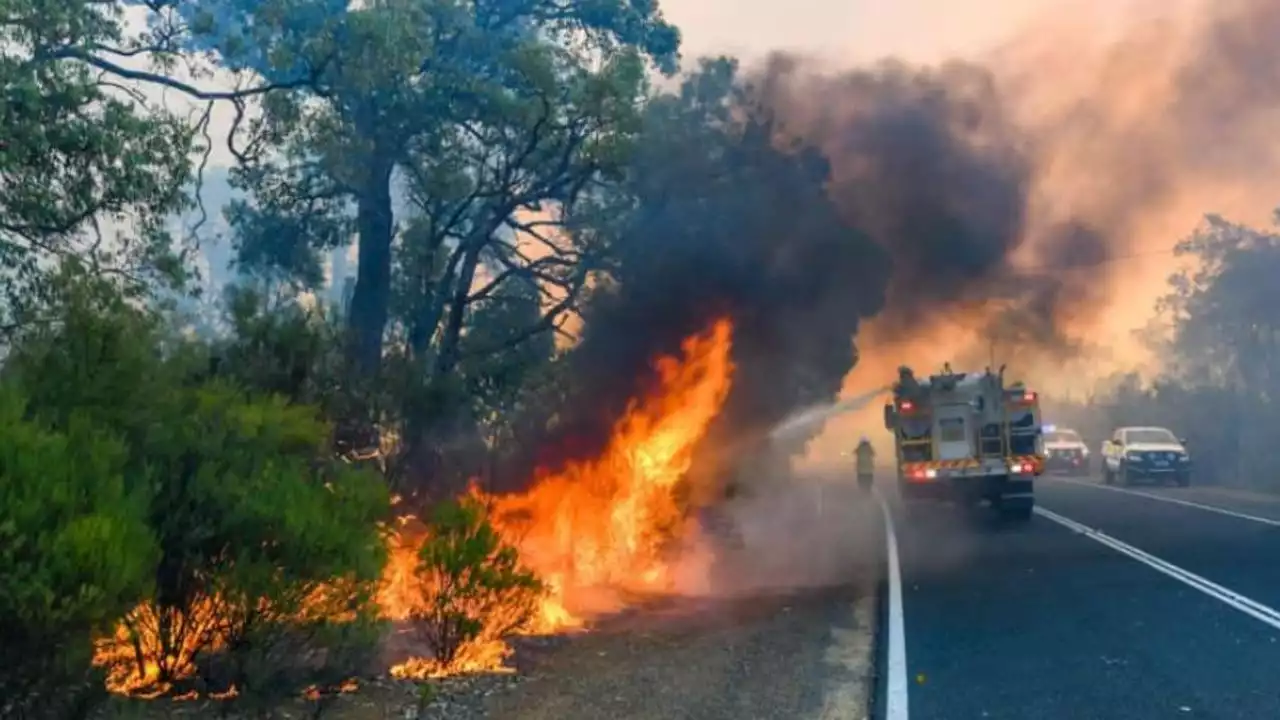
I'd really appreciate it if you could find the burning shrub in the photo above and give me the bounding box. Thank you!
[0,388,157,720]
[97,386,391,700]
[407,495,543,672]
[4,278,391,701]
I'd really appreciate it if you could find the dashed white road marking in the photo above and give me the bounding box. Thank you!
[1035,506,1280,630]
[875,488,909,720]
[1044,476,1280,528]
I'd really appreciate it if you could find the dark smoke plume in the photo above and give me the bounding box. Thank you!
[551,66,892,471]
[547,55,1096,467]
[752,55,1109,354]
[538,0,1280,477]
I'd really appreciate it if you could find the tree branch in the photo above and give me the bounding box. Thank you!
[38,45,330,102]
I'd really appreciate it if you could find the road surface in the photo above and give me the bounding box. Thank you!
[886,475,1280,720]
[474,474,1280,719]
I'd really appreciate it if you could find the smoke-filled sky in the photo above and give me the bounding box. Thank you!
[778,0,1280,465]
[527,0,1280,477]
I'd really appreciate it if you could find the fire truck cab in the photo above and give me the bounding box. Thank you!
[882,364,1044,522]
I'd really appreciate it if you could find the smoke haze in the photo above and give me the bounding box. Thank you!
[540,0,1280,485]
[805,0,1280,465]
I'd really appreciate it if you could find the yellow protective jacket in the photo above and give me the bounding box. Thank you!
[855,442,875,474]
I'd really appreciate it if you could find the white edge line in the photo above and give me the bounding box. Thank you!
[875,488,910,720]
[1035,506,1280,629]
[1044,476,1280,527]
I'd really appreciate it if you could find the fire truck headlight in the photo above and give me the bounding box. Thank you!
[925,468,938,479]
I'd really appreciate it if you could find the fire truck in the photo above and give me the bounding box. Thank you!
[881,364,1044,522]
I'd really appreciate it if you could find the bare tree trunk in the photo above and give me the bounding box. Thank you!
[433,237,484,378]
[347,165,395,376]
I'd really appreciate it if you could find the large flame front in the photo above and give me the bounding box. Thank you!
[384,317,736,676]
[491,317,735,626]
[97,319,737,691]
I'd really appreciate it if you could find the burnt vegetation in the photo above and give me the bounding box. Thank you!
[3,0,1280,716]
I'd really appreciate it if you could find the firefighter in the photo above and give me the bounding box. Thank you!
[855,436,875,491]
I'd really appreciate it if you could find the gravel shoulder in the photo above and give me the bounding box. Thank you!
[485,585,877,720]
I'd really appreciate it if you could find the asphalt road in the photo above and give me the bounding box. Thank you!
[471,474,1280,720]
[888,474,1280,720]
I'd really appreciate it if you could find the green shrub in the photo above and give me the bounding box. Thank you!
[112,385,391,699]
[0,388,157,719]
[411,496,543,670]
[7,281,391,701]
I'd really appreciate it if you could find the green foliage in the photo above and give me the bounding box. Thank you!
[460,278,556,405]
[203,501,388,708]
[6,277,391,700]
[412,496,543,669]
[216,0,678,372]
[0,0,196,331]
[194,0,683,492]
[215,284,346,405]
[0,388,157,719]
[4,263,180,437]
[112,383,391,695]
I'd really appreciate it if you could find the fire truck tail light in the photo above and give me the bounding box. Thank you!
[900,400,914,411]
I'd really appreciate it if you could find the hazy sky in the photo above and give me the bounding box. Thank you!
[659,0,1083,65]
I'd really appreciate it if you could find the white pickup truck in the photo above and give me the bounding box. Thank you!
[1100,426,1191,487]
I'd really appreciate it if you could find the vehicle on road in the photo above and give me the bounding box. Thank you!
[855,437,875,492]
[1042,425,1090,476]
[882,363,1044,522]
[1101,426,1191,486]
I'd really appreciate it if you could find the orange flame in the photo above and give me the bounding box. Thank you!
[385,317,736,676]
[491,317,735,623]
